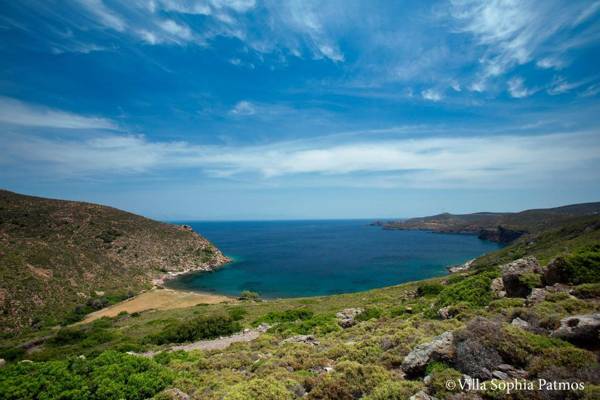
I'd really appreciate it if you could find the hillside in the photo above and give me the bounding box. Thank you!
[378,202,600,243]
[0,200,599,399]
[0,190,229,333]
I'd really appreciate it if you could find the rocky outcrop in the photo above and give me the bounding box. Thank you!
[478,226,526,244]
[499,256,541,297]
[160,388,190,400]
[448,259,474,273]
[402,332,455,376]
[336,308,363,328]
[551,313,600,346]
[511,317,530,330]
[282,335,320,346]
[490,277,506,298]
[543,257,570,285]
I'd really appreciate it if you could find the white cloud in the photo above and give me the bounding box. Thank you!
[4,129,600,189]
[580,83,600,97]
[0,97,117,129]
[547,76,586,95]
[421,89,443,102]
[507,77,534,98]
[229,100,257,116]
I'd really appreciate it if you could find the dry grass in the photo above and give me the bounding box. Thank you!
[79,288,233,323]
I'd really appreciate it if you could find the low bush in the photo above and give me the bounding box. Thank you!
[436,271,498,308]
[224,378,293,400]
[365,380,423,400]
[255,308,314,324]
[148,315,241,345]
[239,290,260,301]
[0,351,173,400]
[572,283,600,299]
[356,307,383,322]
[416,283,444,297]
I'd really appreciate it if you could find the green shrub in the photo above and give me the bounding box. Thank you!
[529,347,598,377]
[416,283,444,297]
[436,271,498,308]
[0,351,172,400]
[239,290,260,301]
[572,283,600,299]
[224,378,293,400]
[227,306,247,321]
[518,272,542,289]
[356,307,382,322]
[270,313,339,336]
[0,346,25,362]
[148,315,241,345]
[428,368,463,397]
[365,380,423,400]
[552,246,600,284]
[255,308,314,324]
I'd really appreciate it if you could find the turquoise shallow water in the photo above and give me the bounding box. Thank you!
[166,220,503,298]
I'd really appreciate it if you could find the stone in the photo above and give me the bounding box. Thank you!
[336,308,364,328]
[410,390,439,400]
[526,288,547,304]
[402,331,455,376]
[438,306,454,319]
[551,313,600,345]
[510,317,530,330]
[423,374,432,385]
[282,335,320,346]
[543,257,570,285]
[0,358,5,368]
[490,277,506,298]
[492,370,509,380]
[448,259,474,273]
[499,256,542,297]
[160,388,190,400]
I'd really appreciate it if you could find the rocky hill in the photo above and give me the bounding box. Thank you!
[0,190,229,333]
[378,202,600,243]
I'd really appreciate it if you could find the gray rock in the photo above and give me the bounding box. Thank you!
[499,256,541,297]
[551,313,600,345]
[160,388,190,400]
[402,331,455,376]
[438,306,455,319]
[490,277,506,298]
[410,390,439,400]
[543,257,570,285]
[526,288,547,304]
[423,374,432,385]
[336,308,363,328]
[282,335,319,346]
[511,317,530,330]
[492,370,509,380]
[0,358,5,368]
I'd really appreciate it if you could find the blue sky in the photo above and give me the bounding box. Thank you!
[1,0,600,220]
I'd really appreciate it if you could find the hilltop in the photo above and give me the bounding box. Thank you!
[0,189,229,333]
[377,202,600,243]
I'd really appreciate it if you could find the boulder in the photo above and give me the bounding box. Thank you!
[0,358,5,368]
[438,306,453,319]
[510,317,530,330]
[543,257,570,285]
[526,288,547,304]
[282,335,319,346]
[402,331,455,376]
[491,370,508,380]
[336,308,363,328]
[496,363,527,379]
[410,391,439,400]
[551,313,600,345]
[499,256,541,297]
[490,277,506,298]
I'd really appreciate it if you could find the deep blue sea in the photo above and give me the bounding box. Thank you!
[166,220,503,298]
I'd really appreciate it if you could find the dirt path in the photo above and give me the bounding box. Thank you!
[79,288,233,324]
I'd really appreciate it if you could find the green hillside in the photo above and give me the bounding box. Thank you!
[0,190,229,334]
[0,197,599,399]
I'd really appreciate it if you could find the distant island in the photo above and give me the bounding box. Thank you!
[373,202,600,243]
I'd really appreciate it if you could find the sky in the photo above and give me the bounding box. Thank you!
[1,0,600,220]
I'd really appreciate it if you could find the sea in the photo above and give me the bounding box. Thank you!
[166,220,503,298]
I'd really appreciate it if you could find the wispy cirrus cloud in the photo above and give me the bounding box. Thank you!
[0,97,117,130]
[3,128,599,189]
